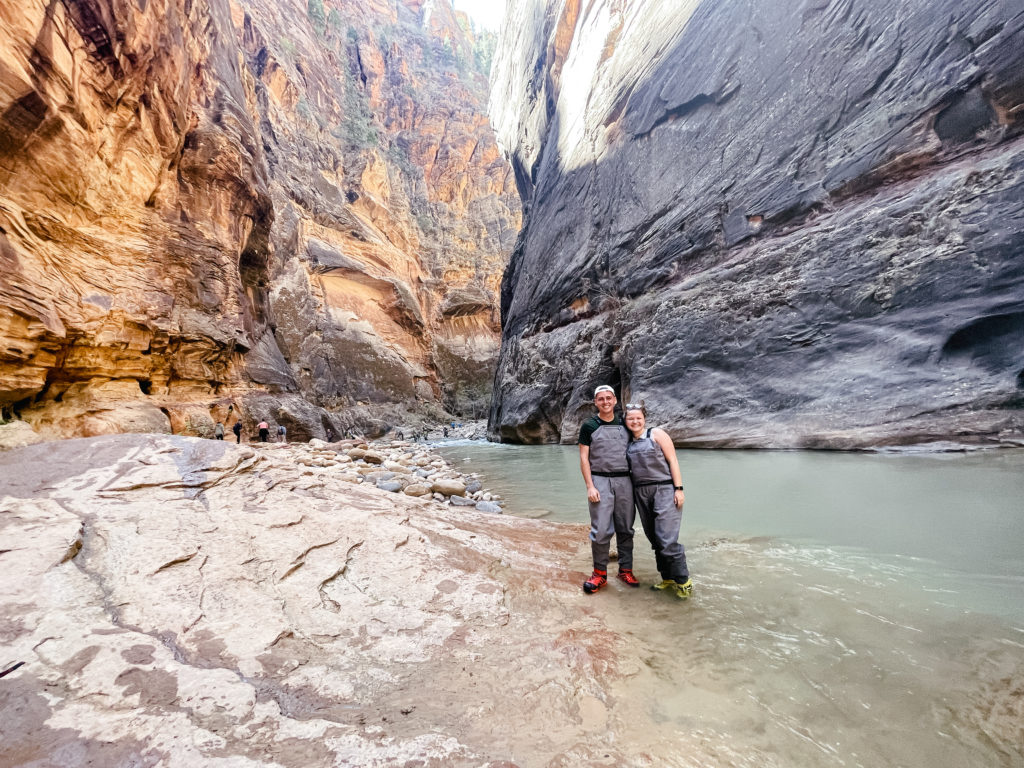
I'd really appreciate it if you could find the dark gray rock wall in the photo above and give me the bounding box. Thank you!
[489,0,1024,447]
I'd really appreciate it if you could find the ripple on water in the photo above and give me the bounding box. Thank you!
[598,536,1024,767]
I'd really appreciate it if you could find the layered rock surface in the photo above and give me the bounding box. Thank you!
[0,0,277,438]
[0,0,518,442]
[489,0,1024,447]
[0,434,632,765]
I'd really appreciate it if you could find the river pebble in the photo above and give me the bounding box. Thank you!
[250,436,507,513]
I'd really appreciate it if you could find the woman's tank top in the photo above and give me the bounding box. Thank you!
[626,429,673,484]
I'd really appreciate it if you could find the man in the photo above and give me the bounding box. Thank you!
[578,384,639,593]
[232,420,242,443]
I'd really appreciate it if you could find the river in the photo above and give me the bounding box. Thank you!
[435,441,1024,767]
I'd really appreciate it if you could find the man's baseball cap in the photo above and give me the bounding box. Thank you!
[593,385,615,397]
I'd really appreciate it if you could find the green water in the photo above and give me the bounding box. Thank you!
[436,442,1024,623]
[433,441,1024,766]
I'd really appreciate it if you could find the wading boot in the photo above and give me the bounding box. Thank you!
[583,569,608,594]
[650,579,676,591]
[617,569,640,587]
[673,579,693,600]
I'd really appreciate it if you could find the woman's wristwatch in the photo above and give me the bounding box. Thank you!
[673,485,684,490]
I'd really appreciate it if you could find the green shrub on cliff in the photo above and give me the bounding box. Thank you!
[473,31,496,77]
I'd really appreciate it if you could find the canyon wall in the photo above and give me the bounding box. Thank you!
[489,0,1024,448]
[235,0,519,425]
[0,0,518,440]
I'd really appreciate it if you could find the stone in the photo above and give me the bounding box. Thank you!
[465,480,483,494]
[489,0,1024,449]
[348,448,367,460]
[377,480,403,493]
[450,495,478,507]
[475,501,503,514]
[0,420,45,451]
[362,450,385,465]
[403,484,432,497]
[431,478,467,497]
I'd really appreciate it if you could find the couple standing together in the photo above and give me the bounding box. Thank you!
[579,385,692,599]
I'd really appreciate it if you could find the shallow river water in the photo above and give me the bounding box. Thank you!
[436,442,1024,767]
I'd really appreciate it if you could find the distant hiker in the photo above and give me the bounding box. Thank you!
[258,420,269,442]
[624,403,691,599]
[232,420,242,443]
[326,428,335,442]
[277,423,287,443]
[443,426,449,438]
[578,385,637,594]
[214,422,225,440]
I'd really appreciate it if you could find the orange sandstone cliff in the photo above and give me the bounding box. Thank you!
[0,0,518,440]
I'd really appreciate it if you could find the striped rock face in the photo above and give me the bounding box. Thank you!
[488,0,1024,448]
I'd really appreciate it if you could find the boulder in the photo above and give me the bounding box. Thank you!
[431,478,467,497]
[0,421,46,451]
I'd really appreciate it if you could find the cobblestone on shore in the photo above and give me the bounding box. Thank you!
[253,437,505,514]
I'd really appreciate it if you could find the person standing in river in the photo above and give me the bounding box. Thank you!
[578,385,639,593]
[623,403,692,599]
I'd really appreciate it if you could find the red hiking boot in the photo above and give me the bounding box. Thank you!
[617,568,640,587]
[583,569,608,594]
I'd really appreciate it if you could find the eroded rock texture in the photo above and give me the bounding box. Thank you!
[0,434,623,765]
[0,0,276,438]
[0,0,518,440]
[489,0,1024,447]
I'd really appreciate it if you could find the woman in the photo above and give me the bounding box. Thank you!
[624,404,692,599]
